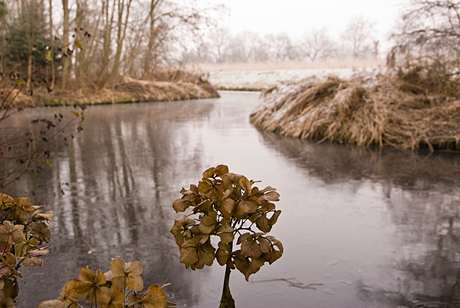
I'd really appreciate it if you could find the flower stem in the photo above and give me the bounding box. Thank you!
[219,241,235,308]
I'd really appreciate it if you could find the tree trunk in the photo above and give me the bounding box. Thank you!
[48,0,55,91]
[143,0,162,79]
[21,0,33,92]
[78,0,101,84]
[110,0,132,81]
[75,0,87,87]
[61,0,70,89]
[98,0,115,87]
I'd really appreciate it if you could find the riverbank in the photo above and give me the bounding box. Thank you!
[5,74,219,108]
[250,69,460,151]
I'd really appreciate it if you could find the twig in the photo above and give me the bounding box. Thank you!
[250,277,323,290]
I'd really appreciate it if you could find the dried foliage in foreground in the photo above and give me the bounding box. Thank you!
[0,193,54,307]
[38,258,175,308]
[171,165,282,308]
[250,69,460,151]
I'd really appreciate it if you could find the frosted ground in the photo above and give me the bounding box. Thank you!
[206,67,381,89]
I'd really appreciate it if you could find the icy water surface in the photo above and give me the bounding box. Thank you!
[3,91,460,307]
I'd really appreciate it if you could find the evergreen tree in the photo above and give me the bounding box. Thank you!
[5,0,49,82]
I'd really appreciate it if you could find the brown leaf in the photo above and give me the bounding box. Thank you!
[241,238,263,258]
[198,211,217,234]
[268,210,282,227]
[193,200,212,213]
[237,233,252,245]
[216,242,231,266]
[65,278,92,299]
[37,299,67,308]
[14,197,34,211]
[172,198,190,213]
[256,214,270,232]
[139,285,168,308]
[194,242,215,269]
[170,216,195,246]
[233,250,251,281]
[264,250,283,264]
[220,199,235,217]
[235,200,258,218]
[198,179,222,200]
[202,167,216,179]
[217,231,234,244]
[0,194,15,211]
[238,177,253,193]
[257,237,272,254]
[259,200,276,212]
[248,257,265,277]
[179,246,198,267]
[259,186,276,194]
[215,165,229,177]
[263,191,280,202]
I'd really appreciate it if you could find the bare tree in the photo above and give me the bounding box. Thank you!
[97,0,115,86]
[110,0,133,81]
[265,33,295,62]
[341,15,376,59]
[141,0,222,77]
[0,1,7,77]
[207,27,231,63]
[226,31,261,62]
[300,27,334,62]
[48,0,55,90]
[61,0,70,89]
[122,14,145,77]
[391,0,460,67]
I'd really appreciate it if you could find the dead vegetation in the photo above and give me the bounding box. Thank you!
[250,67,460,151]
[6,70,219,108]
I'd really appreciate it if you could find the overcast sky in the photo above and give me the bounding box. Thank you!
[216,0,411,50]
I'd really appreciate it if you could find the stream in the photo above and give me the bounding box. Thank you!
[2,91,460,307]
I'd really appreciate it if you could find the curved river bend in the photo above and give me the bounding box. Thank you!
[3,91,460,307]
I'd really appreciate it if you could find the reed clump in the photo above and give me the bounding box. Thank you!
[250,68,460,151]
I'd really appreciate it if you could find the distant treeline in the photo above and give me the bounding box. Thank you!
[1,0,460,91]
[183,0,460,70]
[181,16,380,65]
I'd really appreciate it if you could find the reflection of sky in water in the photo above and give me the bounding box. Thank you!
[2,91,460,307]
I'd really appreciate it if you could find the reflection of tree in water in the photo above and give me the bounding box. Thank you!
[257,130,460,307]
[1,101,215,307]
[258,130,460,187]
[370,188,460,307]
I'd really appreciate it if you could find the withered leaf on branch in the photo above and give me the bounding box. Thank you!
[170,164,283,283]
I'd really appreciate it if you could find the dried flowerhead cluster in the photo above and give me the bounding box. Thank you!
[39,258,174,308]
[0,193,54,306]
[171,165,283,281]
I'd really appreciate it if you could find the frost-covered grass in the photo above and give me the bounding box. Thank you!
[207,67,381,90]
[190,59,382,72]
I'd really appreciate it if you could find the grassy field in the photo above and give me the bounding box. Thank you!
[187,59,383,72]
[191,60,384,90]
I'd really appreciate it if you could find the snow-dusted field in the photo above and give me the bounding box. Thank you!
[207,67,379,89]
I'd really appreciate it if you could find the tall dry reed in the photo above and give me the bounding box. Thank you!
[250,70,460,151]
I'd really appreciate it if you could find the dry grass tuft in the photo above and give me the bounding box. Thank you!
[250,70,460,151]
